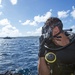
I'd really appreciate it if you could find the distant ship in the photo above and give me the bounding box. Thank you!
[3,36,12,39]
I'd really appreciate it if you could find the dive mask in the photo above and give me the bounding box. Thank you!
[42,24,53,39]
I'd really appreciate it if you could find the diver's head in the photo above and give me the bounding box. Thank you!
[45,17,63,30]
[42,17,63,39]
[45,17,63,36]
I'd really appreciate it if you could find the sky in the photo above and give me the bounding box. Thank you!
[0,0,75,37]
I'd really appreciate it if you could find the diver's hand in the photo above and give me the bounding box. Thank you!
[38,45,46,57]
[38,36,46,57]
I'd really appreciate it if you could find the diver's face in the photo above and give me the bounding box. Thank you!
[52,26,60,36]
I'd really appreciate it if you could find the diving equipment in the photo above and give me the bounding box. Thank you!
[44,30,75,51]
[40,27,74,51]
[45,52,56,63]
[42,21,62,39]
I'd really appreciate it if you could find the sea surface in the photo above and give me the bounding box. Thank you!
[0,37,39,75]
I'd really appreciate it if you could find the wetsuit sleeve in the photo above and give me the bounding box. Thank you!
[38,35,46,57]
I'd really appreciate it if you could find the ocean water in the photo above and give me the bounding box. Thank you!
[0,37,39,75]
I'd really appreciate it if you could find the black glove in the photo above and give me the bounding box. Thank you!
[38,35,46,57]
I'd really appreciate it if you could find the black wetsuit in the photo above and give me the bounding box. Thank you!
[56,42,75,64]
[44,34,75,75]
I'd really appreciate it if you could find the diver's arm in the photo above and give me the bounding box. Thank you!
[38,57,50,75]
[38,36,50,75]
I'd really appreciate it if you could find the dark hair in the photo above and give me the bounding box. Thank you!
[45,17,63,30]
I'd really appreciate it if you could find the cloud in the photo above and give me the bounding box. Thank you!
[10,0,18,5]
[0,0,2,4]
[71,6,75,19]
[71,25,75,29]
[34,11,52,23]
[22,10,52,26]
[0,18,22,37]
[29,21,37,26]
[58,10,70,18]
[22,20,37,26]
[22,20,30,25]
[25,27,42,36]
[0,25,22,37]
[0,0,3,7]
[0,19,10,26]
[19,20,22,23]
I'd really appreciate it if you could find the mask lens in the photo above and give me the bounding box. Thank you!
[42,25,52,39]
[42,25,49,33]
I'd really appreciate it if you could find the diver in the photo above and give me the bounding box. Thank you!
[38,17,75,75]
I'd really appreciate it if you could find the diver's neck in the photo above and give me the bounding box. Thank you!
[53,32,70,46]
